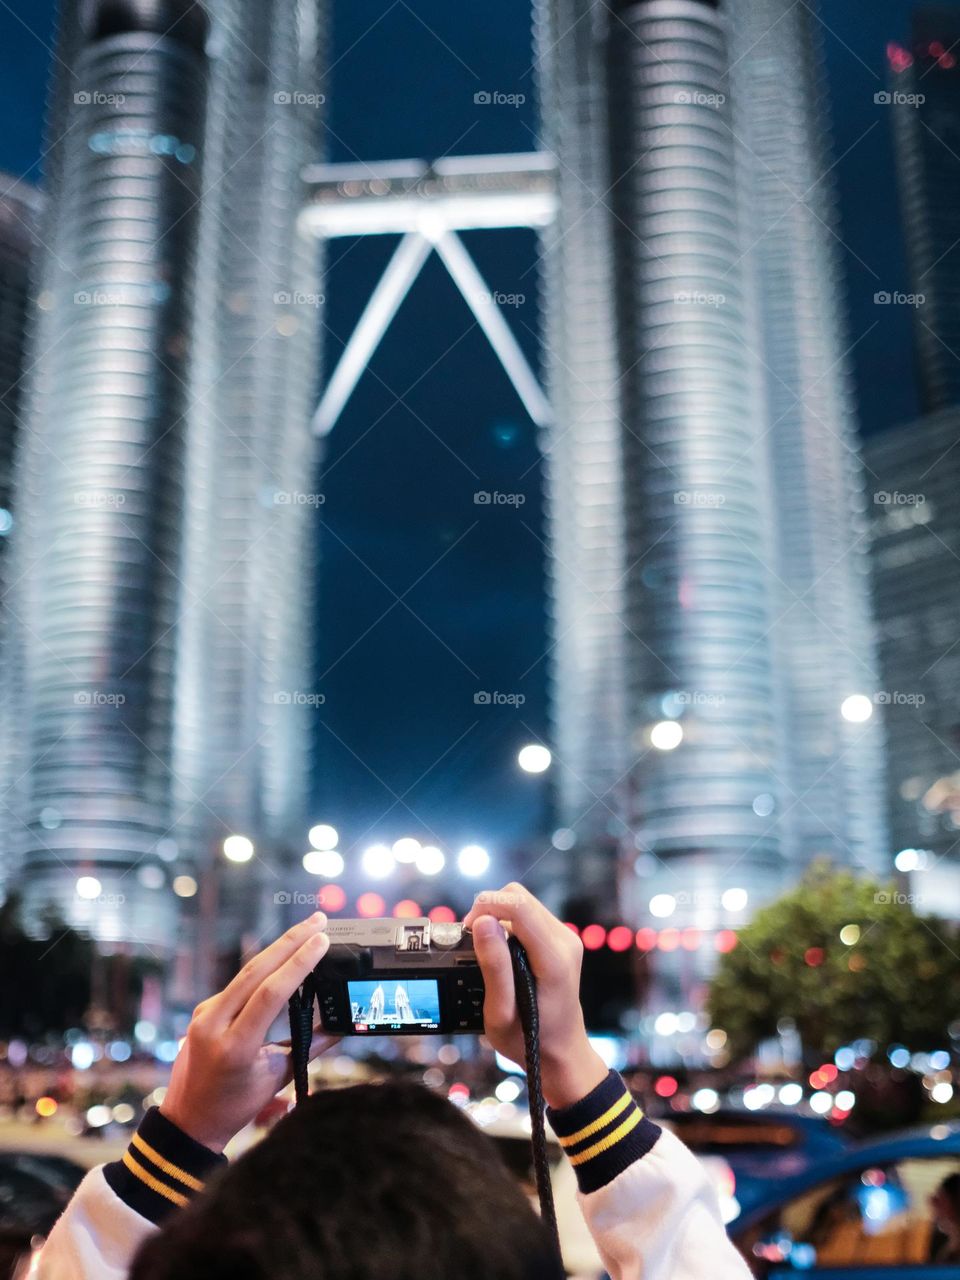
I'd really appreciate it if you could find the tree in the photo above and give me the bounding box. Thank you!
[0,893,95,1038]
[708,862,960,1062]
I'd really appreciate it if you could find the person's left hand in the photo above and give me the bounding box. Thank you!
[160,912,336,1152]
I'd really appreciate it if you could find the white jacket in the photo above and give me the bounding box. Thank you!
[33,1072,751,1280]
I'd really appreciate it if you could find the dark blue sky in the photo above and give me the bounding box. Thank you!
[0,0,948,859]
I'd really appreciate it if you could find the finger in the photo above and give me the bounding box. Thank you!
[466,885,564,978]
[212,913,327,1023]
[230,931,330,1050]
[472,915,517,1034]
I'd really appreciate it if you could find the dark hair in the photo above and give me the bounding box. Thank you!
[130,1081,563,1280]
[940,1172,960,1215]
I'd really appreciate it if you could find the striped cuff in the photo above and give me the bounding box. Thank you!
[548,1070,661,1194]
[103,1107,227,1225]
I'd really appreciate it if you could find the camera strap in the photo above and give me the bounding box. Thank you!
[287,938,561,1257]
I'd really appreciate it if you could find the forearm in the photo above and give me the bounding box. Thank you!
[34,1109,225,1280]
[548,1072,751,1280]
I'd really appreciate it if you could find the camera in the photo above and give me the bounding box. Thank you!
[313,918,485,1035]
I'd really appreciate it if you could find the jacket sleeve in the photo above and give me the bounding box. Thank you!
[548,1070,752,1280]
[33,1108,226,1280]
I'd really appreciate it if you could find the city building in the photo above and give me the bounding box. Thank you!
[0,173,42,901]
[888,7,960,413]
[4,0,325,960]
[865,411,960,871]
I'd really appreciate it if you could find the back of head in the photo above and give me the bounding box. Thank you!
[130,1080,562,1280]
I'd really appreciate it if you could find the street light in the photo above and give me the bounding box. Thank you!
[457,844,490,876]
[308,824,339,851]
[416,845,445,875]
[518,744,551,773]
[362,844,396,878]
[222,834,254,863]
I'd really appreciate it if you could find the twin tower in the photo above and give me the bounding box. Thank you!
[1,0,885,959]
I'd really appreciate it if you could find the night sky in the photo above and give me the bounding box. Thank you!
[0,1,951,862]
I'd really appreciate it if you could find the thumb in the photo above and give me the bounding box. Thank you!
[472,915,516,1034]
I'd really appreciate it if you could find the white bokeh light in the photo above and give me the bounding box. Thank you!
[303,849,344,877]
[223,834,254,863]
[392,837,421,863]
[361,844,395,879]
[649,893,676,919]
[457,844,490,877]
[76,876,101,900]
[721,887,748,913]
[840,694,873,723]
[650,720,683,750]
[416,845,445,875]
[308,824,339,851]
[518,744,552,773]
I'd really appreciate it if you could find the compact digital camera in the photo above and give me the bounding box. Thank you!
[312,917,485,1036]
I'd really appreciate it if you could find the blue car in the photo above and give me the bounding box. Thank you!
[729,1122,960,1278]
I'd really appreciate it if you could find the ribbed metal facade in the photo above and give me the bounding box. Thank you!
[865,411,960,864]
[889,8,960,414]
[728,0,888,877]
[534,0,631,888]
[608,0,782,918]
[172,0,325,948]
[7,0,210,946]
[0,175,42,902]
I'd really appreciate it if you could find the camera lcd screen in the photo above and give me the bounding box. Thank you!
[347,978,441,1032]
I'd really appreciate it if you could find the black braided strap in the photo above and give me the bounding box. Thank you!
[508,935,560,1256]
[288,972,317,1106]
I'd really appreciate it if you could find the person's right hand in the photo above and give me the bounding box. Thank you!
[464,884,608,1110]
[160,912,335,1152]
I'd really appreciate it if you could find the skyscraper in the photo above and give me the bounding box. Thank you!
[537,0,887,931]
[864,411,960,867]
[5,0,324,954]
[5,0,211,947]
[728,0,887,878]
[888,7,960,413]
[0,174,42,902]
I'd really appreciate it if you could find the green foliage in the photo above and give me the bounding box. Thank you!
[707,863,960,1061]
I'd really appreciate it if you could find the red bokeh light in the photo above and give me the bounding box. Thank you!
[448,1082,470,1100]
[393,899,422,919]
[636,927,658,951]
[581,924,607,950]
[658,928,680,952]
[429,905,456,924]
[820,1063,839,1083]
[654,1075,679,1098]
[608,925,633,952]
[941,52,957,69]
[715,929,738,953]
[357,892,386,918]
[804,947,825,967]
[564,922,580,936]
[681,928,701,952]
[317,884,346,912]
[886,41,914,72]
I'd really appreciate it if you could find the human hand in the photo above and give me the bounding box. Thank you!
[160,912,336,1151]
[464,885,607,1109]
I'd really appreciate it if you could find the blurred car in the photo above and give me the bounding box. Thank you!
[666,1108,849,1214]
[0,1151,86,1279]
[730,1122,960,1278]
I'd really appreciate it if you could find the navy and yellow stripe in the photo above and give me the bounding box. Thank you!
[103,1107,227,1224]
[548,1070,661,1193]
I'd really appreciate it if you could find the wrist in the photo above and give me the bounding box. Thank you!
[540,1042,608,1110]
[158,1103,227,1155]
